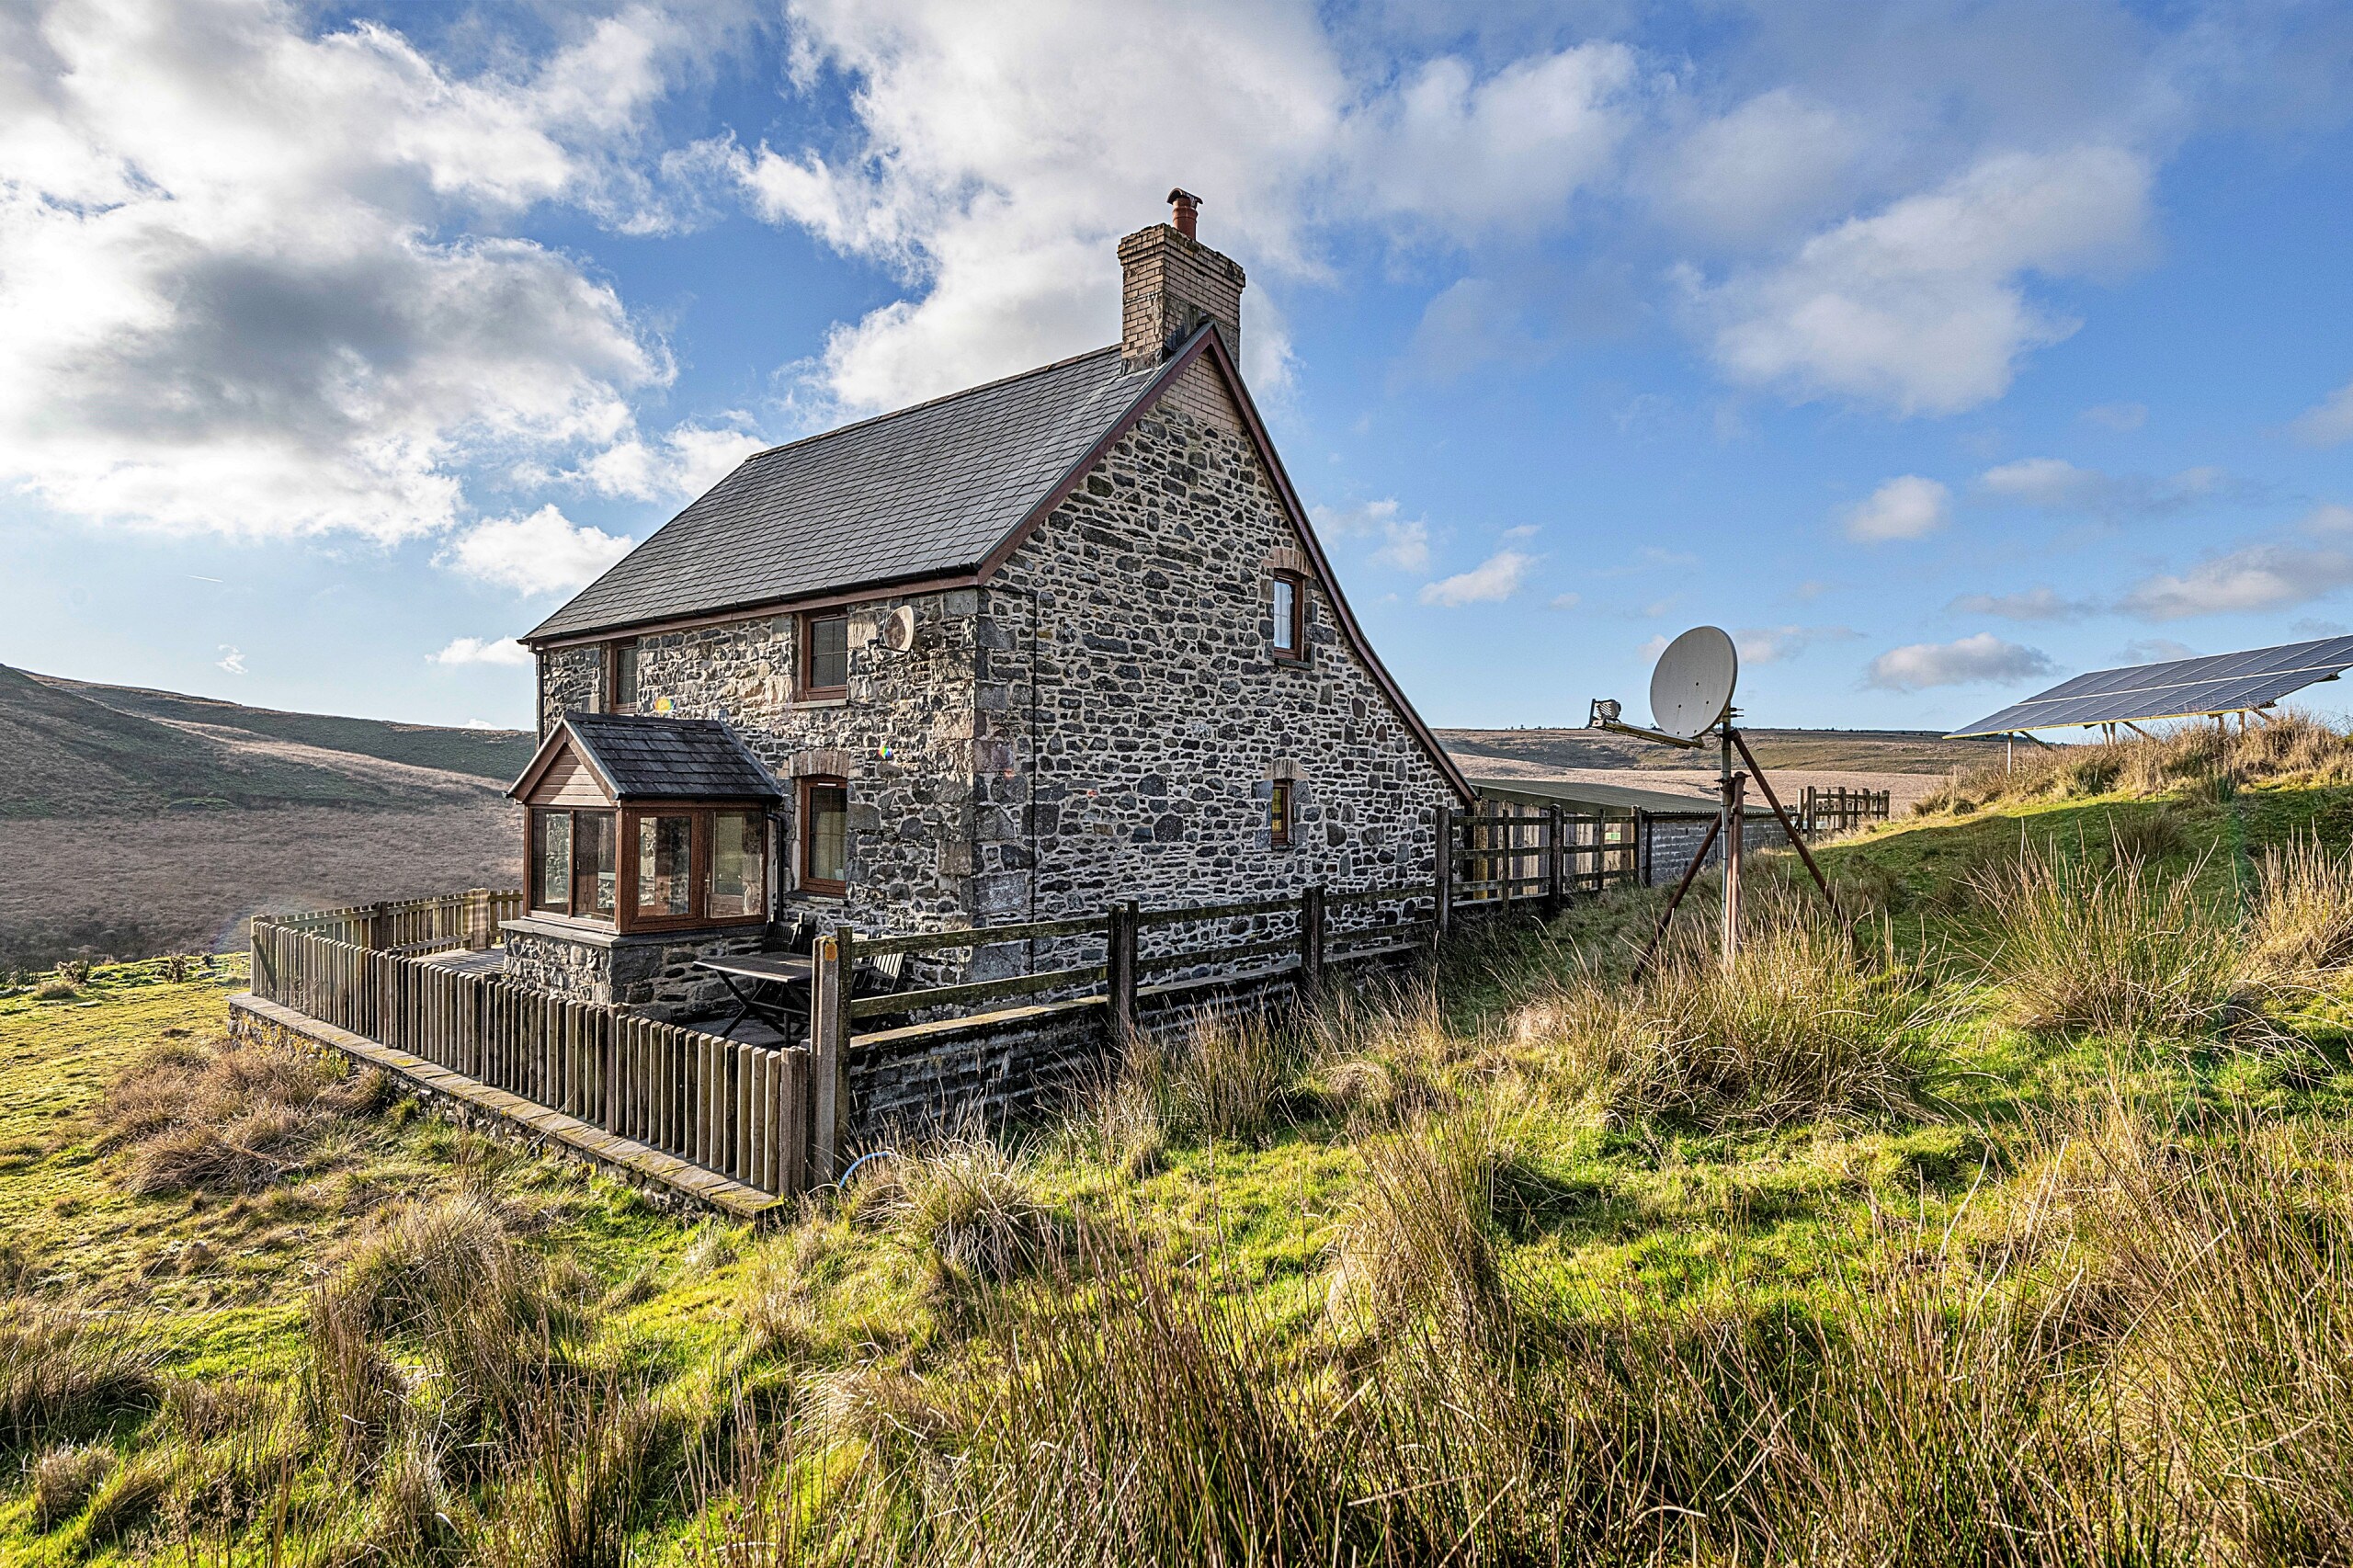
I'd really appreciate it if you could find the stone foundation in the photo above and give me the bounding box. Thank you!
[501,918,771,1021]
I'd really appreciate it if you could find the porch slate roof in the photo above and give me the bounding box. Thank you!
[527,344,1152,643]
[518,713,783,803]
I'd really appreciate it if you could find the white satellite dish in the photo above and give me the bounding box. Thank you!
[1650,626,1738,740]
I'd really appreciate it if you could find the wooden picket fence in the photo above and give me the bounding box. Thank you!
[1438,802,1642,915]
[249,919,809,1197]
[267,889,527,955]
[1799,786,1891,838]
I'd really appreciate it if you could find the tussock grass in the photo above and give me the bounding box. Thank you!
[866,1131,1058,1284]
[1331,1112,1509,1345]
[1979,849,2244,1037]
[1098,1006,1301,1152]
[27,1439,115,1529]
[1513,899,1944,1129]
[97,1030,386,1194]
[0,1299,161,1448]
[2245,835,2353,990]
[1919,711,2353,817]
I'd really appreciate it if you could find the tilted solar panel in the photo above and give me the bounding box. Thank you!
[1947,635,2353,737]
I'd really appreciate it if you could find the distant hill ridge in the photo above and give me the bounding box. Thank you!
[0,665,533,819]
[1438,725,2006,778]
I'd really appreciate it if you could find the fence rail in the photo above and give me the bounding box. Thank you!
[1438,802,1642,916]
[1797,786,1891,838]
[250,918,808,1199]
[268,889,527,953]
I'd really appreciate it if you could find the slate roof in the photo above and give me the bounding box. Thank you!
[529,344,1154,642]
[519,713,783,802]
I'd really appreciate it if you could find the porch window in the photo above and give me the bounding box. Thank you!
[1269,779,1293,848]
[636,813,694,918]
[532,811,572,913]
[710,811,767,918]
[574,810,617,917]
[1271,572,1304,660]
[607,640,639,713]
[530,809,616,918]
[801,611,849,698]
[801,778,848,896]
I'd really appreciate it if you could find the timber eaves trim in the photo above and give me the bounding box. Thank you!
[508,720,621,805]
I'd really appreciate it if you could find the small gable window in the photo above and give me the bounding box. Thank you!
[801,611,849,698]
[606,640,639,713]
[800,777,849,897]
[1270,572,1304,661]
[1269,778,1293,848]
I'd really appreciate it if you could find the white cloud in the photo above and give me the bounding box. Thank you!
[571,421,767,503]
[1688,146,2150,415]
[1978,457,2224,516]
[216,645,246,676]
[1842,475,1950,542]
[437,506,633,596]
[430,636,534,667]
[2292,381,2353,447]
[1866,632,2054,691]
[1419,550,1534,607]
[735,2,1644,412]
[1313,497,1431,572]
[1550,592,1582,611]
[0,1,706,543]
[2115,638,2196,665]
[2082,402,2147,431]
[1649,89,1862,244]
[1947,586,2092,621]
[2118,506,2353,621]
[1735,625,1857,665]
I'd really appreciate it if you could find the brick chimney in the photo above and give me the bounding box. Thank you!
[1118,187,1245,372]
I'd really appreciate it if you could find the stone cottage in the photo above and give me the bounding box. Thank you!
[505,191,1473,1011]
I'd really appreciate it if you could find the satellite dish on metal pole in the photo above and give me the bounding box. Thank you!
[1588,625,1843,977]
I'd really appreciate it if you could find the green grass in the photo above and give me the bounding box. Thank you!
[12,752,2353,1561]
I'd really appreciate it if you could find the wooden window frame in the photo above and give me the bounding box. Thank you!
[796,776,849,899]
[528,807,620,921]
[604,639,640,714]
[798,609,850,700]
[1270,571,1306,664]
[613,801,773,934]
[1269,779,1293,849]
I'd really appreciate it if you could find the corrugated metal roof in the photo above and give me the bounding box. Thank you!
[1469,775,1773,818]
[530,714,782,802]
[529,346,1152,642]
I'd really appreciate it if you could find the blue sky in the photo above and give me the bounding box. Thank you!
[4,1,2353,735]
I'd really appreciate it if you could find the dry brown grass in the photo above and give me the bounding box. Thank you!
[96,1032,387,1195]
[1979,850,2245,1037]
[27,1439,115,1530]
[1917,711,2353,817]
[2245,835,2353,991]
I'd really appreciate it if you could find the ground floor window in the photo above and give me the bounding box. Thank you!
[710,810,767,917]
[530,809,616,918]
[635,813,694,919]
[800,777,848,896]
[1269,779,1293,848]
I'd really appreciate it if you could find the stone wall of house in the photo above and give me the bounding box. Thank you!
[502,924,776,1019]
[539,643,603,736]
[538,595,992,942]
[980,359,1459,930]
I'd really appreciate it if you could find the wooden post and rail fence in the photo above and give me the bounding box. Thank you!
[245,818,1628,1202]
[1797,786,1890,838]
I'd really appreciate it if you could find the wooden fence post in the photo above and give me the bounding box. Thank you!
[1106,900,1139,1042]
[1299,884,1325,1006]
[1543,805,1563,919]
[1433,803,1453,946]
[811,930,852,1183]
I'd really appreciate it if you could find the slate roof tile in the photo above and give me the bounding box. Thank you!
[557,713,781,801]
[529,345,1150,642]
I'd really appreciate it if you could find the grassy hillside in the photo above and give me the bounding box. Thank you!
[0,665,429,818]
[36,674,534,782]
[10,731,2353,1562]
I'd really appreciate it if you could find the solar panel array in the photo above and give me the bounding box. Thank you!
[1948,635,2353,737]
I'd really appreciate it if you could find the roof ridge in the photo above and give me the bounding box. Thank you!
[743,344,1125,466]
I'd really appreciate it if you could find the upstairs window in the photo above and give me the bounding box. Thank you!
[801,611,849,698]
[800,777,848,897]
[606,640,639,713]
[1270,573,1304,661]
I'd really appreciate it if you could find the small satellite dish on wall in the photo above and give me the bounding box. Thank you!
[880,605,918,653]
[1650,626,1738,740]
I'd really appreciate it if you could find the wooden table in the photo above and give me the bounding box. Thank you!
[693,953,813,1043]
